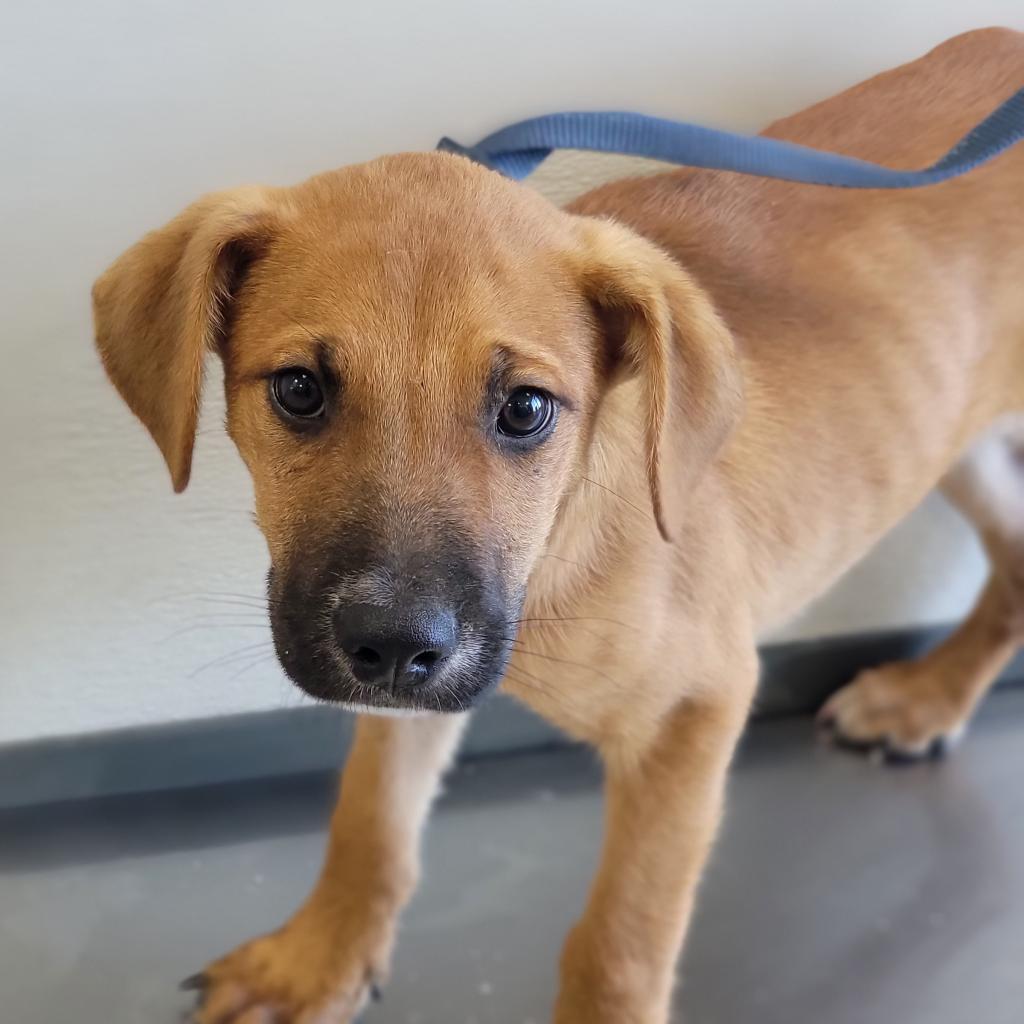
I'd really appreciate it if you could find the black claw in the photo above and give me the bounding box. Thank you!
[180,972,207,992]
[829,730,878,756]
[370,982,383,1002]
[826,717,956,767]
[881,744,924,766]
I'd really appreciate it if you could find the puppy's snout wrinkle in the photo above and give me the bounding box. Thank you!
[334,601,458,690]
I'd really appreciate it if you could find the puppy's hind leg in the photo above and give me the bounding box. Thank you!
[820,417,1024,760]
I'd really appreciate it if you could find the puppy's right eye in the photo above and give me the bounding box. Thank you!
[271,368,324,420]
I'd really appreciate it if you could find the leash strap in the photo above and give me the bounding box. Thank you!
[437,88,1024,188]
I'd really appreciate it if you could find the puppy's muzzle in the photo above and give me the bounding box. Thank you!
[334,601,458,692]
[268,520,516,712]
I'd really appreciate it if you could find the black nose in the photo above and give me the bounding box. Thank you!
[334,603,458,690]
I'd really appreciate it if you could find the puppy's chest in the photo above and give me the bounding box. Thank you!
[501,595,669,745]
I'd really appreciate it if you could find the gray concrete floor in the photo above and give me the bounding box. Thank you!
[1,691,1023,1024]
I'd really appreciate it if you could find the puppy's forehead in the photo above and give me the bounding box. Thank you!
[233,155,582,377]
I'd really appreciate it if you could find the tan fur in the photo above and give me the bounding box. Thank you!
[93,29,1024,1023]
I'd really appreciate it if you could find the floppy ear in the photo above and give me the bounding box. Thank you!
[572,217,742,542]
[92,186,280,491]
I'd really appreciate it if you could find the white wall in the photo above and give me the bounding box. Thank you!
[1,1,1017,744]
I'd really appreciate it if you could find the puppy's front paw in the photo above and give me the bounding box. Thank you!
[187,908,391,1024]
[817,662,968,762]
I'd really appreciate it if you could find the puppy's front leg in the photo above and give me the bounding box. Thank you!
[554,679,754,1024]
[192,712,466,1024]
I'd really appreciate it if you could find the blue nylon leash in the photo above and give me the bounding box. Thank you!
[437,88,1024,188]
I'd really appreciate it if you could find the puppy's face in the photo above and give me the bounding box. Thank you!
[224,160,602,711]
[93,154,738,713]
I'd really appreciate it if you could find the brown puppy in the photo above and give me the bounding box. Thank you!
[93,28,1024,1024]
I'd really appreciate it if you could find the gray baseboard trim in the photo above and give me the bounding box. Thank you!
[2,625,1021,811]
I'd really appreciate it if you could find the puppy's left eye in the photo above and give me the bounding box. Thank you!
[497,387,556,439]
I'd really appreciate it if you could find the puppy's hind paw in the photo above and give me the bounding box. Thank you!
[817,662,969,763]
